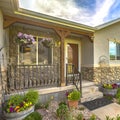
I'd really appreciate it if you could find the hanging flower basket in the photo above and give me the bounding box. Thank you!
[41,38,53,48]
[20,45,31,53]
[16,32,35,45]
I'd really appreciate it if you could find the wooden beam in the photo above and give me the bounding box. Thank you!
[54,28,71,38]
[55,29,71,86]
[3,15,93,37]
[3,17,17,28]
[88,35,94,42]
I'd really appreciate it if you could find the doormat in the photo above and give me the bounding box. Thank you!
[82,97,113,110]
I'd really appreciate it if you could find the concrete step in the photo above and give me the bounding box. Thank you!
[82,85,99,94]
[82,80,95,87]
[81,91,103,103]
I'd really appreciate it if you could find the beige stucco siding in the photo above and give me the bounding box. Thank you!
[81,36,93,67]
[94,22,120,66]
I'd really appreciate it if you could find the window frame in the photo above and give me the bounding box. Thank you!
[18,36,53,65]
[109,41,120,60]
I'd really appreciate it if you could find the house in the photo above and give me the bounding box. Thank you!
[0,0,120,110]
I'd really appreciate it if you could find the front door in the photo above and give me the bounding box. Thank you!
[67,43,78,72]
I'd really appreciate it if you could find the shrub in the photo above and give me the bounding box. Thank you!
[67,90,81,101]
[76,113,84,120]
[89,114,96,120]
[57,103,72,120]
[24,90,39,105]
[23,111,42,120]
[116,88,120,103]
[7,94,24,106]
[106,116,114,120]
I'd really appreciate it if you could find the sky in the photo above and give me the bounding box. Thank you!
[19,0,120,27]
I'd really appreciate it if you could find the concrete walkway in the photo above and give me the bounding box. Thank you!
[91,103,120,120]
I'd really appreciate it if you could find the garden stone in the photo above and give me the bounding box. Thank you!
[48,100,59,113]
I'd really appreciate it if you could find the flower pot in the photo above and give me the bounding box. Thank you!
[20,45,31,53]
[68,100,78,108]
[4,106,34,120]
[102,88,118,96]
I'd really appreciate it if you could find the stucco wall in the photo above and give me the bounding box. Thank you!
[94,22,120,66]
[81,36,93,67]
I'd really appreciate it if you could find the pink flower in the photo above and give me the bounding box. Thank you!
[17,32,23,38]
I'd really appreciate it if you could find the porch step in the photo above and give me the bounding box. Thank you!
[82,85,99,94]
[82,80,95,87]
[81,91,103,103]
[81,80,103,103]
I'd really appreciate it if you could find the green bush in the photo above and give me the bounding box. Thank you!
[89,114,96,120]
[23,111,42,120]
[116,115,120,120]
[76,113,84,120]
[8,94,24,106]
[116,88,120,103]
[68,90,81,101]
[25,90,39,105]
[57,103,72,120]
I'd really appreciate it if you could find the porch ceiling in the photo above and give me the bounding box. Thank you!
[0,0,95,37]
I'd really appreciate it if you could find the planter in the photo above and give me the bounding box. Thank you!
[102,87,118,96]
[20,45,31,53]
[68,100,78,108]
[4,106,34,120]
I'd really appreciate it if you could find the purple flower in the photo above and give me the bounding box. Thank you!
[23,34,28,39]
[9,107,14,112]
[65,91,69,97]
[17,32,35,44]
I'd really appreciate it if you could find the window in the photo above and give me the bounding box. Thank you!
[109,41,120,60]
[18,37,52,65]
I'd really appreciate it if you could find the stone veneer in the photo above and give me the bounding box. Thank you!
[9,24,60,65]
[82,66,120,84]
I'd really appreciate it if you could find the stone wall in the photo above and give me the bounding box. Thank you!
[9,23,60,65]
[82,66,120,84]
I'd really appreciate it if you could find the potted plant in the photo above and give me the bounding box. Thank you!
[4,90,39,120]
[101,83,119,96]
[16,32,35,45]
[66,90,81,108]
[41,37,53,48]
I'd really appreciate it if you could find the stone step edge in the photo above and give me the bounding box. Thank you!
[81,91,103,103]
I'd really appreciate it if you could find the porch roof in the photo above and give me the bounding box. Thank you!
[0,0,95,37]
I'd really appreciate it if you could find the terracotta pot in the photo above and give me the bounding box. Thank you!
[68,100,78,108]
[4,106,34,120]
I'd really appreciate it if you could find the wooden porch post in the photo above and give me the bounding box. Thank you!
[54,29,70,86]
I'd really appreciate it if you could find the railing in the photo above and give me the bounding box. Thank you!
[6,64,59,94]
[66,64,82,94]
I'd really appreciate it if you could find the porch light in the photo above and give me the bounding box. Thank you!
[55,40,61,47]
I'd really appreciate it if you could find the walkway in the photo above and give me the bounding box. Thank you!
[83,97,120,120]
[92,103,120,119]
